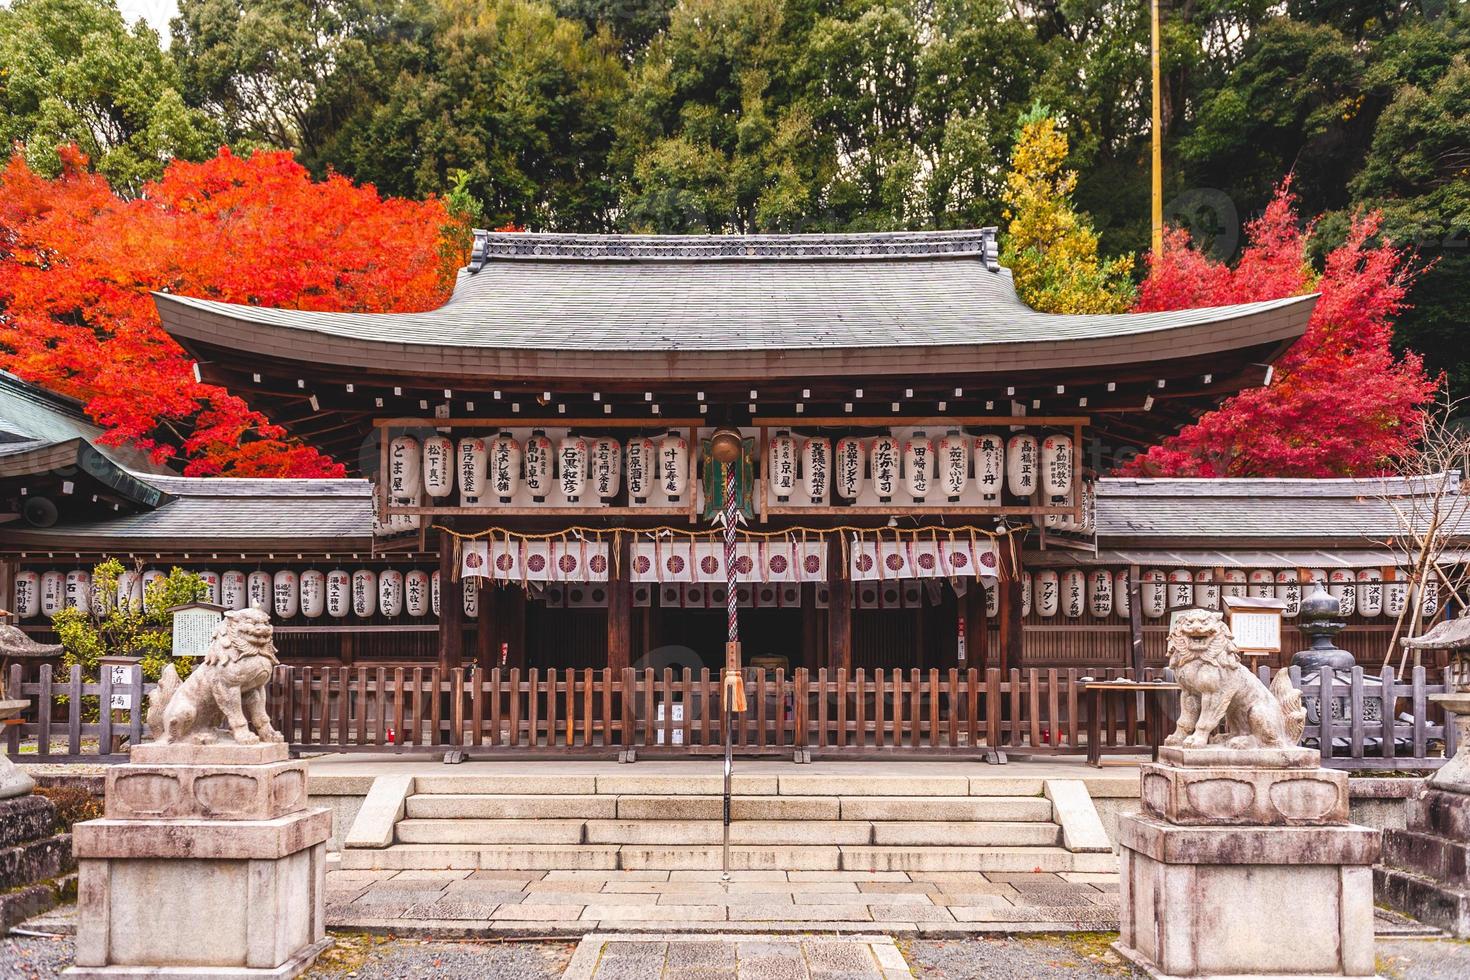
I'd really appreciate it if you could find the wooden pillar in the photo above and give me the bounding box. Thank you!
[607,536,633,672]
[826,536,851,673]
[801,587,821,672]
[477,580,496,672]
[437,525,463,670]
[1128,564,1146,677]
[964,583,987,672]
[996,545,1024,674]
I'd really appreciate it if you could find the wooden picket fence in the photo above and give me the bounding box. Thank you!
[5,662,1458,769]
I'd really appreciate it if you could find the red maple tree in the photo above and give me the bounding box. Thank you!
[1121,183,1438,477]
[0,146,468,476]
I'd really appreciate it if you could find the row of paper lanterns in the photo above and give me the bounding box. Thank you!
[1006,568,1435,620]
[11,569,489,620]
[388,430,1073,505]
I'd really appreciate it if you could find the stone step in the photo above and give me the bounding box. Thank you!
[405,794,617,820]
[1375,866,1470,939]
[1407,789,1470,842]
[869,821,1061,847]
[397,819,587,845]
[340,841,1107,873]
[584,821,873,847]
[1381,827,1470,888]
[406,773,1057,798]
[839,796,1052,822]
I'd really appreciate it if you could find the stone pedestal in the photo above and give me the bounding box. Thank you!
[1115,748,1380,979]
[1375,697,1470,937]
[65,742,331,980]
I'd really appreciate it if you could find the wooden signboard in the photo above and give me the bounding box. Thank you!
[169,603,226,659]
[1222,595,1286,656]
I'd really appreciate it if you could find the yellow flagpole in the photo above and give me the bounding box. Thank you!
[1151,0,1164,256]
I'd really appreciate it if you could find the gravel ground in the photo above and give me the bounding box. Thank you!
[1376,938,1470,980]
[305,934,575,979]
[0,934,74,980]
[905,934,1138,979]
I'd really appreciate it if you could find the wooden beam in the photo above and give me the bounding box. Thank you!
[376,417,704,429]
[997,544,1025,673]
[826,536,852,673]
[437,523,464,671]
[755,415,1089,428]
[1128,564,1146,677]
[607,536,633,672]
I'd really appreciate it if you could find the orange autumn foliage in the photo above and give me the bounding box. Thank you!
[0,146,468,476]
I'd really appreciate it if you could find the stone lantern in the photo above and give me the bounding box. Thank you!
[1292,587,1383,742]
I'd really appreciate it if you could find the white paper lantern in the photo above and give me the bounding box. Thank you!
[1275,570,1302,617]
[40,571,64,618]
[936,433,968,500]
[488,431,523,502]
[65,570,91,614]
[1141,569,1168,619]
[13,571,40,618]
[1385,576,1409,618]
[463,577,479,618]
[1062,569,1086,618]
[1307,568,1329,590]
[1356,569,1384,618]
[803,437,830,503]
[1114,570,1130,619]
[143,569,168,612]
[351,570,377,617]
[558,436,588,502]
[378,569,404,617]
[1086,569,1114,617]
[221,570,248,611]
[273,570,299,618]
[459,436,489,502]
[973,435,1003,502]
[903,435,933,501]
[516,433,547,500]
[326,570,350,618]
[1034,569,1059,618]
[768,433,797,502]
[1221,569,1248,599]
[431,569,441,616]
[1329,569,1357,618]
[1416,578,1440,618]
[870,436,899,500]
[247,571,271,611]
[835,437,864,500]
[116,570,143,611]
[422,435,454,498]
[625,438,654,502]
[1041,434,1074,498]
[388,435,421,500]
[591,437,621,499]
[1193,570,1220,611]
[300,570,325,618]
[1248,569,1275,599]
[658,433,688,501]
[1168,569,1194,608]
[1005,433,1039,498]
[405,570,431,617]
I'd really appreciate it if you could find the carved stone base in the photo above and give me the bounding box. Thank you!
[1142,758,1348,826]
[106,757,307,821]
[1116,813,1380,979]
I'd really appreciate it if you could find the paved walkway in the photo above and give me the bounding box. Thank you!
[563,934,910,979]
[327,867,1120,936]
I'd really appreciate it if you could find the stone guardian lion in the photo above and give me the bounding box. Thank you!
[146,607,285,745]
[1164,608,1306,750]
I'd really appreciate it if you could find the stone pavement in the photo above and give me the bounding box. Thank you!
[326,866,1120,936]
[563,934,909,979]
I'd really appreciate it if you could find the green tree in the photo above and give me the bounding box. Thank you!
[1000,106,1135,313]
[53,559,211,685]
[0,0,220,191]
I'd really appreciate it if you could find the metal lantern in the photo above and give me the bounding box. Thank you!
[1041,433,1074,498]
[522,433,552,501]
[559,436,588,502]
[1194,570,1220,611]
[221,570,248,611]
[1088,569,1114,617]
[65,570,91,614]
[378,570,404,618]
[299,570,325,619]
[422,435,454,497]
[1141,569,1168,619]
[1293,587,1382,735]
[13,571,40,618]
[388,435,421,500]
[974,435,1003,502]
[803,437,831,503]
[490,432,520,503]
[903,434,933,501]
[658,433,688,501]
[1005,433,1038,497]
[591,437,621,499]
[870,436,899,501]
[625,437,654,503]
[835,437,864,500]
[1034,569,1059,618]
[272,570,299,619]
[768,432,797,502]
[1167,569,1194,609]
[937,432,968,501]
[405,570,431,617]
[352,570,377,618]
[326,570,350,618]
[1276,570,1303,618]
[1062,569,1086,618]
[460,436,489,502]
[1356,569,1384,618]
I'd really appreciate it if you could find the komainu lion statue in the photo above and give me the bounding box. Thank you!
[1164,608,1307,750]
[146,607,285,745]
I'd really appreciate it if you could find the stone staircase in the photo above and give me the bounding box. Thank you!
[1375,785,1470,938]
[341,772,1118,874]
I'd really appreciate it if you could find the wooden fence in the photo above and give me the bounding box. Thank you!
[7,662,1457,769]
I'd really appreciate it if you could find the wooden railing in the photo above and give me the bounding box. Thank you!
[6,662,1457,770]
